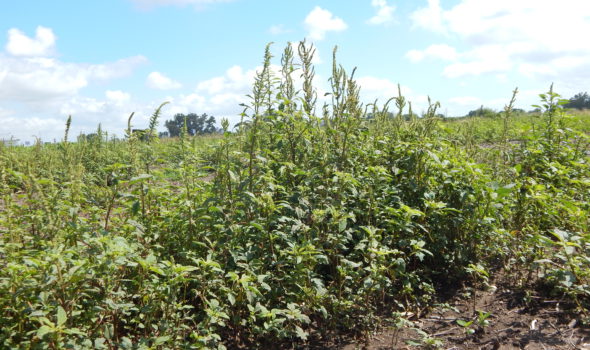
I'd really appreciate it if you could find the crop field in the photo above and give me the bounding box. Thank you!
[1,43,589,349]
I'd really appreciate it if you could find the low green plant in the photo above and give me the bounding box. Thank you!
[406,328,443,349]
[456,310,492,336]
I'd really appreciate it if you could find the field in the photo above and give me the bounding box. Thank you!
[1,43,589,349]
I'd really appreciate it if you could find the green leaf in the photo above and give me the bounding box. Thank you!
[37,325,53,338]
[550,228,567,243]
[149,265,165,276]
[94,338,107,349]
[495,185,514,197]
[64,327,86,336]
[154,336,170,345]
[131,201,140,215]
[338,219,347,232]
[295,326,308,340]
[405,340,421,346]
[120,337,133,349]
[250,222,264,231]
[456,319,473,327]
[57,306,67,327]
[104,324,114,339]
[129,174,153,184]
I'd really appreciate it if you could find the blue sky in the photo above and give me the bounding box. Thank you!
[1,0,589,142]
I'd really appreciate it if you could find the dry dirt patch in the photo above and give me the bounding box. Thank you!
[338,275,590,350]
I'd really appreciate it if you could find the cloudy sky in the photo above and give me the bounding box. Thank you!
[1,0,589,142]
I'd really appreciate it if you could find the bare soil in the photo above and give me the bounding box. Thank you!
[337,274,590,350]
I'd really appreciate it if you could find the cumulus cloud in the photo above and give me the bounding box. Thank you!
[356,76,430,113]
[87,56,148,80]
[304,7,347,40]
[0,68,7,84]
[146,71,182,90]
[367,0,395,25]
[411,0,445,33]
[197,65,254,95]
[60,97,107,116]
[0,26,148,142]
[5,26,56,57]
[0,54,147,104]
[192,65,258,120]
[0,90,164,143]
[39,94,164,142]
[105,90,131,105]
[409,0,590,82]
[406,44,458,63]
[0,115,65,142]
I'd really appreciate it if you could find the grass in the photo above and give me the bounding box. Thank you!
[0,42,589,349]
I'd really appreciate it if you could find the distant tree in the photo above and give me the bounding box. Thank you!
[529,107,542,114]
[77,133,100,142]
[466,106,497,118]
[364,112,394,120]
[164,113,217,137]
[564,92,590,109]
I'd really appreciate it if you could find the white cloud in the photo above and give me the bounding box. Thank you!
[443,62,499,78]
[406,44,458,63]
[356,76,430,113]
[105,90,131,105]
[357,76,398,98]
[518,63,556,78]
[60,97,107,116]
[409,0,590,83]
[87,56,148,80]
[367,0,395,25]
[269,24,291,35]
[166,93,207,116]
[0,115,65,142]
[304,7,347,40]
[0,26,147,143]
[0,68,7,84]
[129,0,232,9]
[192,65,259,121]
[0,92,166,143]
[0,54,147,103]
[146,71,182,90]
[6,26,56,57]
[496,74,508,83]
[197,65,254,96]
[411,0,445,33]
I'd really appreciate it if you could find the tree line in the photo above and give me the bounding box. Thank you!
[464,91,590,118]
[564,92,590,109]
[161,113,218,137]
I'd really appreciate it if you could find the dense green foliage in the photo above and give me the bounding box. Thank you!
[165,113,217,137]
[1,42,589,349]
[564,92,590,110]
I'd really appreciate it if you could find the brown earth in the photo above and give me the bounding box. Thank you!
[335,274,590,350]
